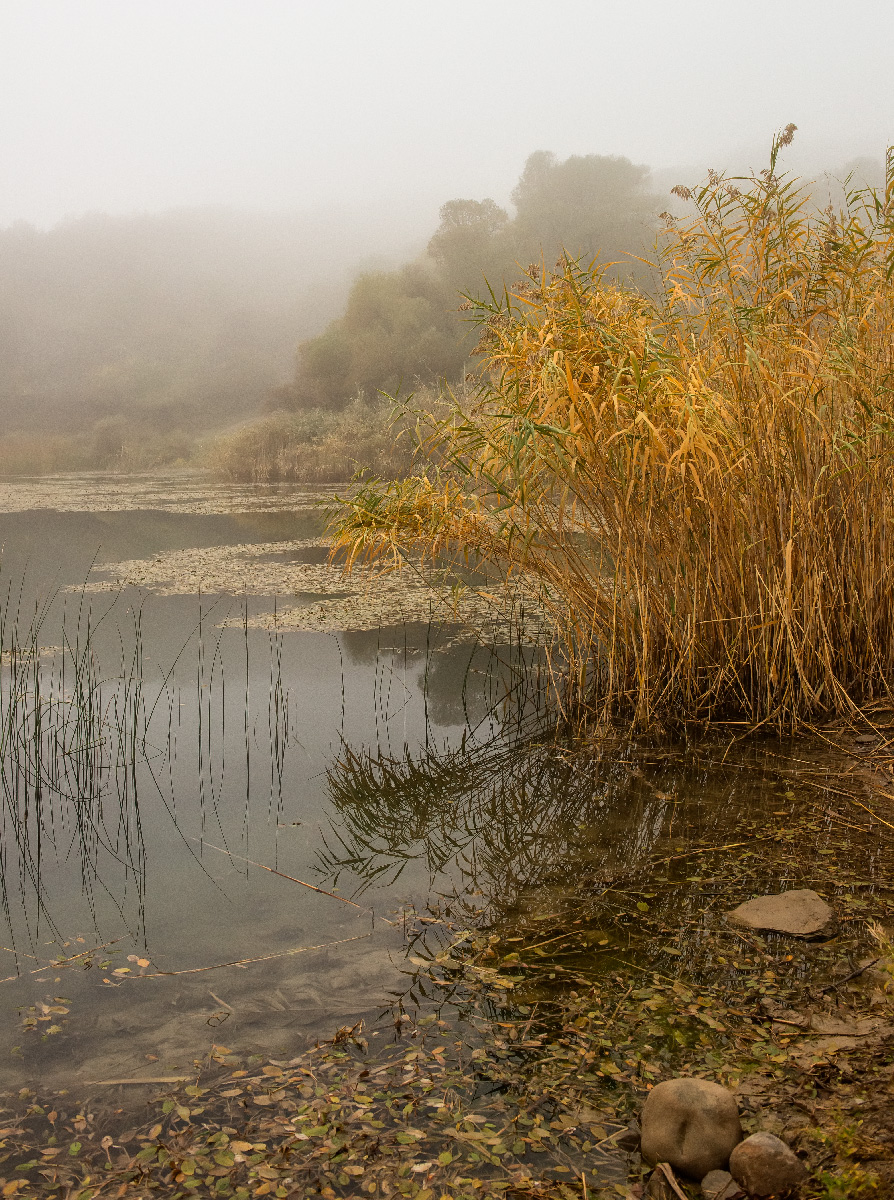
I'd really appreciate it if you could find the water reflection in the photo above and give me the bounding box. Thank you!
[0,565,530,1089]
[0,481,878,1105]
[318,728,879,1002]
[321,733,686,901]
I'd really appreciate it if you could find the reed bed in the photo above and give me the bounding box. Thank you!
[333,131,894,730]
[207,396,418,484]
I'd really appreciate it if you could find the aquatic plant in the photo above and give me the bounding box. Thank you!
[333,130,894,730]
[0,582,296,954]
[0,589,148,941]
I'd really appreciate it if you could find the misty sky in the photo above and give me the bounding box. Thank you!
[1,0,892,229]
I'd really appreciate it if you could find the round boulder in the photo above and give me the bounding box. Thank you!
[641,1077,742,1180]
[729,1131,806,1196]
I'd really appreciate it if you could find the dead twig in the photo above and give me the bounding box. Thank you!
[85,1075,192,1086]
[129,932,372,978]
[656,1161,690,1199]
[0,937,126,985]
[816,957,880,995]
[190,837,367,909]
[654,836,776,865]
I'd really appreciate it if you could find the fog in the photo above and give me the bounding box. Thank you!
[2,0,891,228]
[0,0,891,473]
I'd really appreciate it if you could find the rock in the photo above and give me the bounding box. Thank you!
[641,1077,742,1180]
[701,1170,744,1199]
[616,1120,642,1152]
[645,1168,674,1199]
[726,889,835,938]
[729,1132,806,1196]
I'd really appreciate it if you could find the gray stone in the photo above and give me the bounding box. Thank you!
[726,889,835,938]
[641,1077,742,1180]
[701,1170,744,1199]
[729,1132,806,1196]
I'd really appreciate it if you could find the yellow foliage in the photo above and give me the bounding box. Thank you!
[333,135,894,730]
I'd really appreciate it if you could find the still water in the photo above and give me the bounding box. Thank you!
[0,473,878,1101]
[0,475,516,1090]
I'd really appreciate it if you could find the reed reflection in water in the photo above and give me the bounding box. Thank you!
[0,584,298,959]
[317,727,867,1001]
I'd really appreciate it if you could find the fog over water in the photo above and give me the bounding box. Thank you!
[2,0,892,229]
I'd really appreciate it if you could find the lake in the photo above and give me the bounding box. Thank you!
[0,472,887,1115]
[0,473,547,1094]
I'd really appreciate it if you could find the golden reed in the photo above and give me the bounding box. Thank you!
[334,131,894,731]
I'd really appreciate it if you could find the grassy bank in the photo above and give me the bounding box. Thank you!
[0,396,416,483]
[332,134,894,731]
[0,426,196,475]
[206,397,418,484]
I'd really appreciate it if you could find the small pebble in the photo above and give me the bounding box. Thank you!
[701,1169,743,1199]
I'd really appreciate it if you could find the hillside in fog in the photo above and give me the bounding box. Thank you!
[0,203,427,470]
[0,145,884,479]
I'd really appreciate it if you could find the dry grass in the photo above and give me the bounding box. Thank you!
[206,396,417,484]
[332,132,894,730]
[0,433,92,475]
[0,429,195,475]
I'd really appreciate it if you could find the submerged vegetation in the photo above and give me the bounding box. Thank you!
[334,132,894,730]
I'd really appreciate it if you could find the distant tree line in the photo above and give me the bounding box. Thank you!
[277,151,659,410]
[0,205,415,465]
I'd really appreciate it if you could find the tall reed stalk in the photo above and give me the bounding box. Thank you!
[332,131,894,730]
[0,589,148,939]
[0,584,297,950]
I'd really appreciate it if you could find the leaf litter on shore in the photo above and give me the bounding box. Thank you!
[4,734,894,1197]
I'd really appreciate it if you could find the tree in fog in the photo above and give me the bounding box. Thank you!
[285,150,659,410]
[511,150,656,272]
[285,264,466,409]
[426,198,510,288]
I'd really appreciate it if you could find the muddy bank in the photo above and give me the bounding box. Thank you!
[3,723,894,1198]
